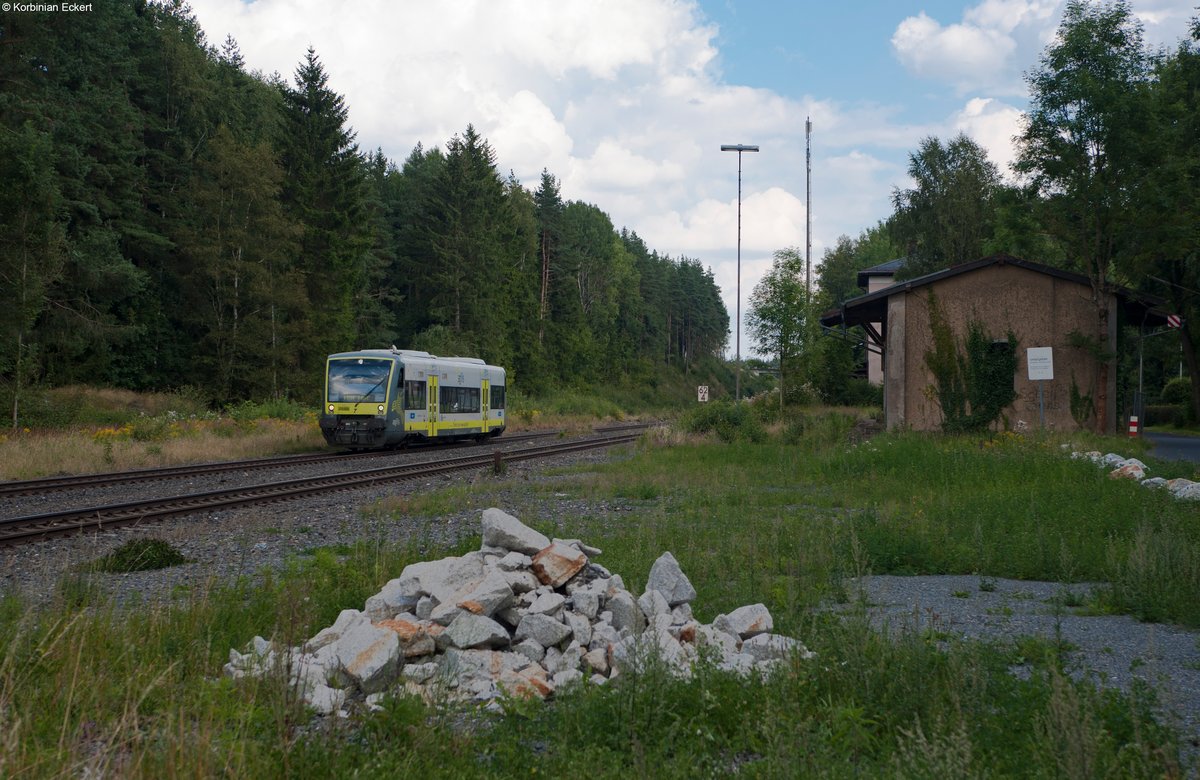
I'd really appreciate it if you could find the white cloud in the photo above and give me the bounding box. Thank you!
[952,97,1025,178]
[963,0,1060,34]
[892,11,1019,94]
[191,0,1184,360]
[642,187,804,255]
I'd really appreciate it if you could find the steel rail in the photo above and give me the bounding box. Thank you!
[0,429,563,498]
[0,433,640,546]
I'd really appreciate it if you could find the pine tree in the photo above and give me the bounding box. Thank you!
[279,48,372,365]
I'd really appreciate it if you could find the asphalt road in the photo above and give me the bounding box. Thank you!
[1144,431,1200,463]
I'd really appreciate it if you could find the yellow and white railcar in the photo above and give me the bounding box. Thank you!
[319,348,506,448]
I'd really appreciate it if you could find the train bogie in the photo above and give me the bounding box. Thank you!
[319,348,505,449]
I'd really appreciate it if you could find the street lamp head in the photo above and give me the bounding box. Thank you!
[720,144,760,153]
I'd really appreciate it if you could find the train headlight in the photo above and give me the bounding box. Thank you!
[328,404,334,413]
[377,404,385,413]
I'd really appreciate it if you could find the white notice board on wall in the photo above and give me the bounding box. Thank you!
[1027,347,1054,381]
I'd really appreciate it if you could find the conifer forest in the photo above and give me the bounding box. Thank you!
[0,2,729,410]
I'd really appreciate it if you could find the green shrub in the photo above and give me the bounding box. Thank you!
[780,410,859,447]
[678,400,766,443]
[542,391,625,419]
[93,539,188,573]
[1160,377,1191,405]
[1143,404,1185,427]
[842,378,883,407]
[225,398,312,422]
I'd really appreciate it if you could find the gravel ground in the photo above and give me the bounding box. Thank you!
[2,440,1198,767]
[839,574,1200,762]
[0,442,627,606]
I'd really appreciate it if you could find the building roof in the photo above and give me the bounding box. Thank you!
[856,258,905,288]
[821,253,1167,330]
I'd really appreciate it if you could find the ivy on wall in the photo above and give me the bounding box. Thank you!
[924,291,1019,433]
[1069,374,1095,429]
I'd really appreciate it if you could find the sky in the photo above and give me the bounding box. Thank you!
[187,0,1197,358]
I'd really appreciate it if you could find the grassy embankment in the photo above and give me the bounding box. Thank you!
[0,385,625,481]
[1,394,1197,776]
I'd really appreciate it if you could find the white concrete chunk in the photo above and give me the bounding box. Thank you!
[532,542,588,587]
[502,569,540,594]
[455,569,515,618]
[638,589,671,622]
[554,538,603,557]
[571,590,601,619]
[607,590,646,635]
[695,623,741,658]
[645,551,698,606]
[497,551,533,571]
[514,638,546,663]
[719,652,758,675]
[481,508,551,554]
[741,633,816,662]
[528,591,567,616]
[494,606,522,628]
[377,618,436,658]
[583,647,609,674]
[333,622,401,694]
[515,612,573,648]
[718,604,773,639]
[564,610,592,647]
[445,612,513,650]
[305,609,367,652]
[1109,463,1145,480]
[588,621,621,653]
[671,603,694,624]
[1176,482,1200,501]
[553,669,584,689]
[402,662,438,683]
[305,683,347,715]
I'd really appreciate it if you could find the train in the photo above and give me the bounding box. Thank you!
[319,348,506,449]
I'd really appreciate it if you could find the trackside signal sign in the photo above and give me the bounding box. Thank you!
[1168,314,1182,329]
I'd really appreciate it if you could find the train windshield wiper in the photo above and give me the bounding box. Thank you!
[360,375,388,402]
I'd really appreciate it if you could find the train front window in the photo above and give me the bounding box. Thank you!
[327,359,392,403]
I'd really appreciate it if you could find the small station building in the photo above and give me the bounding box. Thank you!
[819,254,1165,433]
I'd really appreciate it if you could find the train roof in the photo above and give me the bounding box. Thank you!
[327,349,504,375]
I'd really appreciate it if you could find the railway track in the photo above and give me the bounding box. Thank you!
[0,432,642,547]
[0,429,565,498]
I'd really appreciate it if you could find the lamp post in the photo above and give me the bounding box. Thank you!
[720,143,759,403]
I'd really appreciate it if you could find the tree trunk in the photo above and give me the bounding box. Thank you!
[1096,306,1109,434]
[538,232,549,345]
[10,327,21,430]
[1182,324,1200,423]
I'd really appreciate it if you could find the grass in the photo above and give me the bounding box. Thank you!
[0,417,326,480]
[0,408,1196,776]
[91,539,189,573]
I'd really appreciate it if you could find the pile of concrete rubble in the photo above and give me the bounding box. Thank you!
[225,508,814,716]
[1071,449,1200,499]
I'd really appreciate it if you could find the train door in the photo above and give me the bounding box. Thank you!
[427,374,439,437]
[481,379,490,432]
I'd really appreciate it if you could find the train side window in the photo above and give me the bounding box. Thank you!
[492,386,505,410]
[404,381,426,410]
